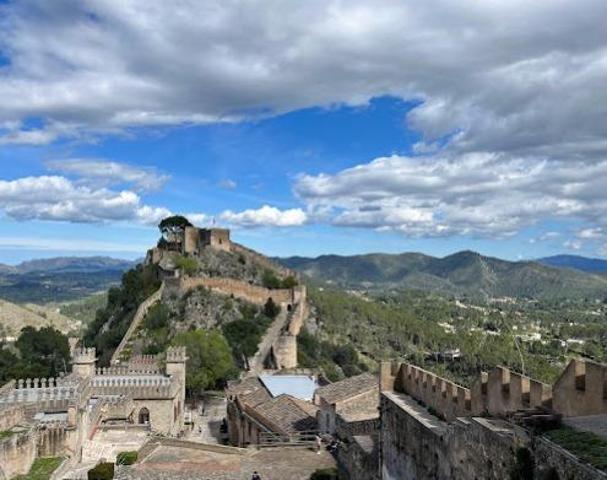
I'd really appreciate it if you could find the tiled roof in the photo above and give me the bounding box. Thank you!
[251,394,318,434]
[314,373,377,405]
[227,376,272,407]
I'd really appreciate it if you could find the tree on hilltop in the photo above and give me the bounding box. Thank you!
[158,215,193,241]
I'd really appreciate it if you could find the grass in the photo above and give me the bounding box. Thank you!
[0,430,17,439]
[544,427,607,471]
[13,457,64,480]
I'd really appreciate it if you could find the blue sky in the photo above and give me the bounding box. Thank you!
[0,1,606,264]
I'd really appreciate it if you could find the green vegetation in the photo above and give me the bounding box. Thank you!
[84,264,160,366]
[0,326,70,382]
[175,255,198,276]
[310,467,338,480]
[222,306,273,367]
[544,427,607,471]
[262,269,299,289]
[298,328,368,381]
[58,293,108,327]
[116,451,138,465]
[0,430,17,439]
[263,297,281,319]
[281,251,607,300]
[308,287,571,385]
[14,457,63,480]
[87,462,114,480]
[158,215,192,239]
[172,329,238,393]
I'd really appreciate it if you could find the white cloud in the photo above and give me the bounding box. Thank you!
[0,236,148,253]
[0,175,170,225]
[294,153,607,237]
[47,158,169,191]
[220,205,307,228]
[0,0,603,163]
[218,179,237,190]
[564,240,583,251]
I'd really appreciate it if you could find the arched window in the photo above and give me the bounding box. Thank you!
[138,407,150,425]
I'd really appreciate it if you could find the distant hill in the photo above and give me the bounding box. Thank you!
[0,256,135,304]
[538,254,607,273]
[12,256,134,273]
[0,297,79,339]
[280,250,607,300]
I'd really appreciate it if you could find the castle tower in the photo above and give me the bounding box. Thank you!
[166,347,187,430]
[72,347,96,378]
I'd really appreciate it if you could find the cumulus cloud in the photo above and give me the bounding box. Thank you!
[47,158,169,191]
[220,205,307,228]
[0,0,603,163]
[295,153,607,237]
[0,175,170,225]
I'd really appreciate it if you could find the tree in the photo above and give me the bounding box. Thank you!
[172,330,237,393]
[158,215,193,241]
[15,326,71,378]
[263,297,281,319]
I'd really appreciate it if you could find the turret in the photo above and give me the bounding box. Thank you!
[72,347,97,378]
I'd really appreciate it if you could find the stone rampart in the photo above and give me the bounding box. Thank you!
[552,359,607,417]
[385,362,472,421]
[0,404,25,431]
[168,276,296,306]
[111,284,164,365]
[0,429,37,479]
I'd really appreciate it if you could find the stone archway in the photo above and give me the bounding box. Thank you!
[138,407,150,425]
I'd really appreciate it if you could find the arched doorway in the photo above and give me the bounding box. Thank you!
[138,407,150,425]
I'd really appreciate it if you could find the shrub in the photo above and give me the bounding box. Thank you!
[175,255,198,276]
[262,269,282,289]
[87,462,114,480]
[144,304,170,330]
[282,275,299,288]
[116,451,138,465]
[263,297,281,319]
[310,467,338,480]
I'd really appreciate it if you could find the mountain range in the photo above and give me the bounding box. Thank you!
[537,254,607,273]
[280,251,607,300]
[0,256,135,274]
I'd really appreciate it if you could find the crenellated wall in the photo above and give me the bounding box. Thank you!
[382,362,553,420]
[552,359,607,417]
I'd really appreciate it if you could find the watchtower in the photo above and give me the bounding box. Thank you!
[72,347,97,378]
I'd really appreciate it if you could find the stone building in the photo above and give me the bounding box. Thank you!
[226,375,319,447]
[313,372,378,435]
[378,359,607,480]
[0,346,187,479]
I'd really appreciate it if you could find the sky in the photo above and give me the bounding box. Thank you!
[0,0,606,264]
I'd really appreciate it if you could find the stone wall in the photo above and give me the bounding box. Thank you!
[337,435,379,480]
[553,359,607,417]
[0,430,37,479]
[533,436,607,479]
[168,276,296,306]
[273,335,297,370]
[0,404,25,431]
[380,391,526,480]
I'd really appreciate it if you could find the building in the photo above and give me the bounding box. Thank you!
[313,372,378,435]
[226,374,320,447]
[0,347,187,479]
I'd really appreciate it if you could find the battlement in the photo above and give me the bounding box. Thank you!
[471,366,552,416]
[553,359,607,416]
[166,346,187,363]
[383,362,471,421]
[72,347,96,363]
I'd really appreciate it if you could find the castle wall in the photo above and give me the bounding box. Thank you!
[183,226,200,254]
[0,430,37,479]
[533,436,607,479]
[553,359,607,417]
[171,276,296,306]
[380,392,524,480]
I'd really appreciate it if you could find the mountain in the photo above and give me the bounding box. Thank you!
[538,254,607,273]
[279,250,607,299]
[0,256,136,304]
[13,256,135,273]
[0,297,79,339]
